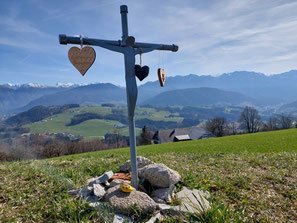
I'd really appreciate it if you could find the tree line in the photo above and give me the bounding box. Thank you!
[204,106,296,137]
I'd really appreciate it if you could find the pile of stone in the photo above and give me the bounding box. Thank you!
[69,156,210,222]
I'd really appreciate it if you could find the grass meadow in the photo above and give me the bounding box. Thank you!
[0,129,296,222]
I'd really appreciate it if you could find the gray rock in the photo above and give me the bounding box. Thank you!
[151,185,175,203]
[152,197,166,204]
[78,186,98,202]
[120,156,154,172]
[79,186,93,197]
[93,183,106,199]
[113,213,133,223]
[88,171,114,186]
[138,163,181,188]
[145,212,162,223]
[107,179,131,188]
[176,187,210,213]
[68,189,80,196]
[104,185,156,215]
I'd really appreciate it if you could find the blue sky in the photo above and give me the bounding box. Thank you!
[1,0,297,86]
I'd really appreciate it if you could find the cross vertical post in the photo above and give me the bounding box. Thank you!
[58,5,178,189]
[120,5,128,40]
[120,5,139,188]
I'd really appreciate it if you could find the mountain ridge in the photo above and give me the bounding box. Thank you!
[1,70,297,116]
[141,87,255,107]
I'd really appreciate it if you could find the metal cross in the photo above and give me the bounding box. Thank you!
[59,5,178,189]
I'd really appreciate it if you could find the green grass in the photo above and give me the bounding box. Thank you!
[1,129,297,222]
[23,106,181,140]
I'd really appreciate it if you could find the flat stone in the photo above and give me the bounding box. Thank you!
[88,171,114,186]
[93,183,106,199]
[107,179,131,188]
[104,185,156,215]
[151,185,175,203]
[157,203,180,216]
[145,212,162,223]
[113,213,133,223]
[138,163,181,188]
[120,156,154,172]
[176,187,210,213]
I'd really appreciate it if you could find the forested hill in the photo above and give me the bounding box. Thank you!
[142,87,255,106]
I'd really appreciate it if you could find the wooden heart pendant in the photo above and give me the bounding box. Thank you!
[158,68,166,87]
[68,46,96,76]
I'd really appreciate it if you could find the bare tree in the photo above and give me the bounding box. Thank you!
[239,106,262,133]
[228,122,237,135]
[263,117,278,131]
[204,117,227,137]
[278,115,293,129]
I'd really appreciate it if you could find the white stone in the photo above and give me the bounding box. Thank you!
[93,183,106,199]
[120,156,154,172]
[88,201,105,209]
[113,213,133,223]
[145,212,162,223]
[138,163,181,188]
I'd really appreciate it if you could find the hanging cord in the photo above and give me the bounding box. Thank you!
[158,51,161,68]
[162,51,165,69]
[80,35,83,50]
[163,51,167,70]
[139,48,142,66]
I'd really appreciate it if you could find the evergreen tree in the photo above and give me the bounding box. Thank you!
[138,126,152,145]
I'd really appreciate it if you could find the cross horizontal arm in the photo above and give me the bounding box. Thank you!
[134,42,178,52]
[59,34,178,53]
[59,34,123,52]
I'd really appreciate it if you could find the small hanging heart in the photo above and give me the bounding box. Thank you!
[68,46,96,76]
[135,65,149,81]
[158,68,166,87]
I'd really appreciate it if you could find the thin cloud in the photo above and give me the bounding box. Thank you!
[1,0,297,84]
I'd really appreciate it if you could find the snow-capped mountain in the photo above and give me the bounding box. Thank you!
[1,83,88,89]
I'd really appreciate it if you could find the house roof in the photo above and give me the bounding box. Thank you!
[153,127,212,143]
[174,134,191,141]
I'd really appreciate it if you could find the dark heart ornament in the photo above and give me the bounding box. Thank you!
[135,65,149,81]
